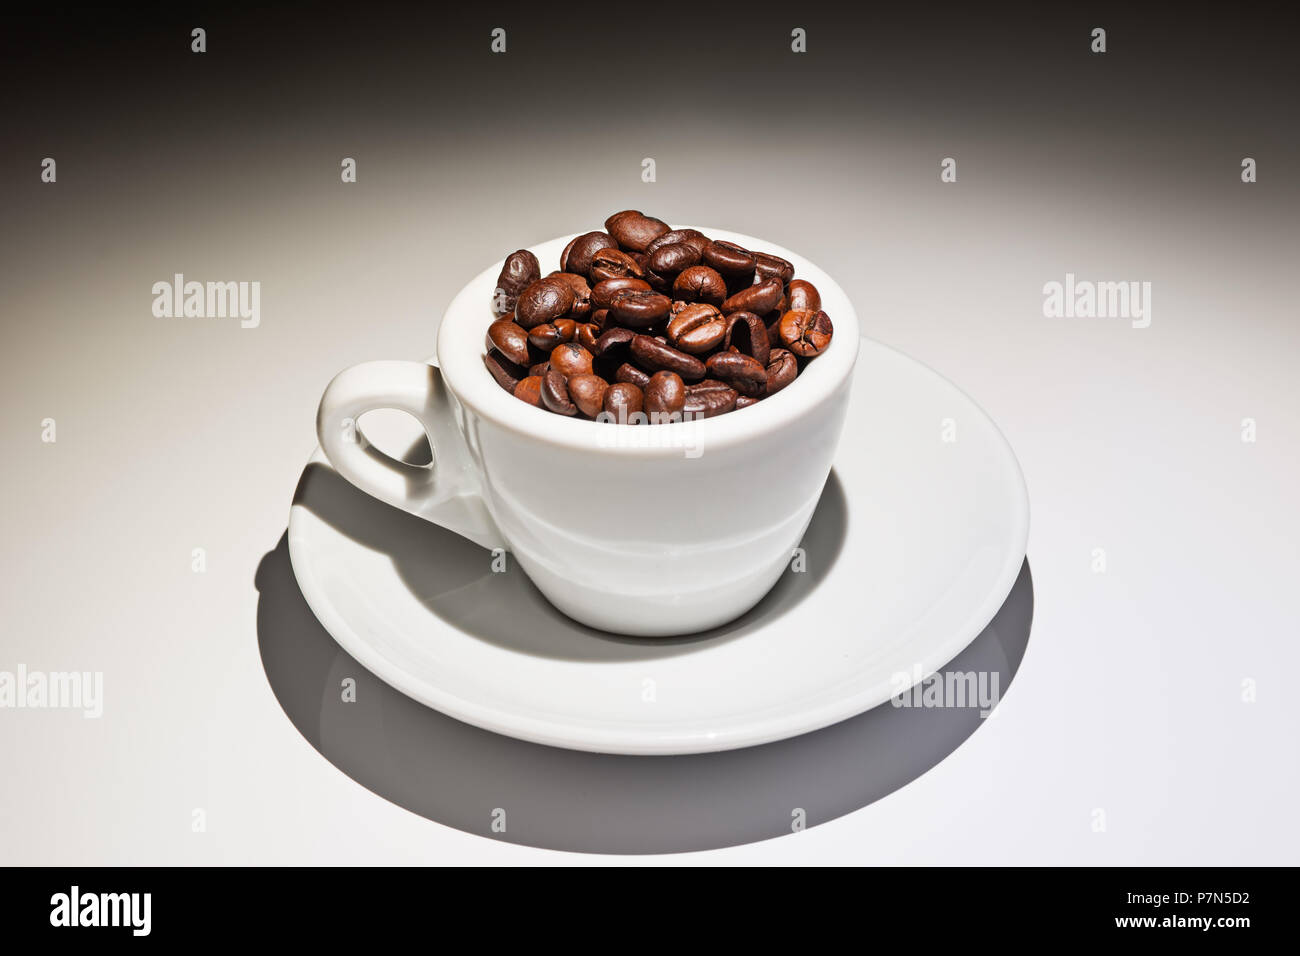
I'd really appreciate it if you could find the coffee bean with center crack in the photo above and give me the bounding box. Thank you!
[645,228,705,256]
[515,278,575,328]
[765,348,799,395]
[528,319,577,352]
[575,323,601,353]
[648,242,702,281]
[592,277,651,310]
[541,366,578,415]
[705,351,767,397]
[546,272,593,319]
[487,317,532,366]
[589,247,647,283]
[778,309,834,357]
[666,303,728,354]
[644,371,686,419]
[562,232,619,276]
[683,381,738,418]
[630,335,707,381]
[494,250,541,314]
[752,251,795,284]
[672,265,727,306]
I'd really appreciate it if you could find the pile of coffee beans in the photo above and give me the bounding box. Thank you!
[484,211,834,423]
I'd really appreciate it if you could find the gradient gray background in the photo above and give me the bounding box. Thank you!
[1,2,1297,863]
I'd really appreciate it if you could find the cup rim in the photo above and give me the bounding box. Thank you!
[436,226,861,455]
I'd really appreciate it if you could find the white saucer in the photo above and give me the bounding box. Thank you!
[288,339,1029,755]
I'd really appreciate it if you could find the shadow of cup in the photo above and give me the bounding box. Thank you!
[257,462,1033,853]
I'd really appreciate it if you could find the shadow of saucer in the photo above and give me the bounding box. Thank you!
[290,461,848,662]
[257,465,1034,853]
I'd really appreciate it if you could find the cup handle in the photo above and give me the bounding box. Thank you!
[316,359,506,552]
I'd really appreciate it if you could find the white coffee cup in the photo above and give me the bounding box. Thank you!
[316,228,859,636]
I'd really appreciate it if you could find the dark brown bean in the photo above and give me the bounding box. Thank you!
[567,373,609,418]
[645,228,705,256]
[723,311,771,368]
[562,231,618,276]
[546,272,593,319]
[550,342,594,377]
[735,394,760,409]
[592,277,651,310]
[644,371,686,419]
[602,382,644,423]
[765,348,798,396]
[705,351,767,397]
[615,362,651,388]
[752,251,795,284]
[672,265,727,306]
[529,360,550,379]
[683,382,738,418]
[630,335,707,381]
[515,278,575,328]
[483,349,527,392]
[605,210,671,253]
[493,250,541,314]
[778,309,834,357]
[528,319,577,352]
[514,375,543,407]
[702,240,756,284]
[647,242,701,281]
[541,366,577,415]
[575,322,601,353]
[589,247,647,283]
[595,326,635,356]
[487,318,531,366]
[609,290,672,328]
[787,279,821,312]
[721,276,784,317]
[666,303,728,354]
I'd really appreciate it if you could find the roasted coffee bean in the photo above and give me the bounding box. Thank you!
[644,371,686,419]
[567,373,609,418]
[487,317,532,366]
[562,231,618,276]
[605,210,671,253]
[683,381,738,418]
[735,394,760,410]
[515,278,575,328]
[528,318,577,352]
[590,308,611,331]
[645,228,705,256]
[702,240,756,284]
[705,351,767,397]
[592,277,651,310]
[546,272,593,319]
[602,382,644,423]
[721,276,784,317]
[630,335,707,381]
[778,309,834,357]
[541,365,578,415]
[723,311,771,367]
[529,360,550,378]
[787,279,821,312]
[666,303,728,354]
[575,322,601,353]
[615,362,651,388]
[514,375,543,407]
[550,342,594,377]
[647,242,702,281]
[752,251,795,284]
[589,247,646,283]
[609,290,672,328]
[765,348,798,395]
[595,326,635,356]
[672,265,727,306]
[484,349,527,392]
[494,250,541,313]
